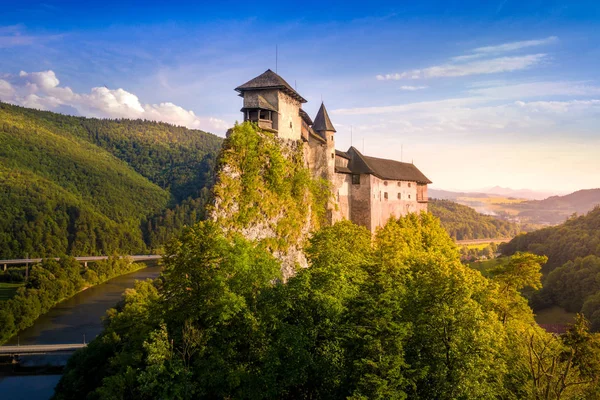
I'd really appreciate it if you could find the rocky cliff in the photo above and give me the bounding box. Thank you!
[209,122,330,278]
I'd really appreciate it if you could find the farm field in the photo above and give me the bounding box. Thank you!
[0,282,24,301]
[534,306,577,325]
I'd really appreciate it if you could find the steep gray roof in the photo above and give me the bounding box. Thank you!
[346,147,432,184]
[299,108,313,125]
[312,102,336,132]
[235,69,307,103]
[335,149,350,159]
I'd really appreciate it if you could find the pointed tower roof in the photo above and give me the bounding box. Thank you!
[235,69,306,103]
[312,102,336,132]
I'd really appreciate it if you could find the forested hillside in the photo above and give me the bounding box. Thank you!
[0,102,222,258]
[429,199,521,240]
[501,207,600,274]
[502,207,600,329]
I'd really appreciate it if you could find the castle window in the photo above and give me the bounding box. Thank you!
[397,193,401,199]
[331,153,335,159]
[384,192,388,200]
[409,194,411,199]
[397,182,401,187]
[408,183,412,188]
[384,181,388,186]
[290,122,293,129]
[352,174,360,185]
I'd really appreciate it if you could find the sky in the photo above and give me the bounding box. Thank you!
[1,0,599,193]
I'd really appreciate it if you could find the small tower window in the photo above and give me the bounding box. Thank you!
[409,194,411,199]
[384,192,388,200]
[331,153,335,159]
[397,193,401,199]
[397,182,401,187]
[352,174,360,185]
[384,181,388,186]
[408,183,412,188]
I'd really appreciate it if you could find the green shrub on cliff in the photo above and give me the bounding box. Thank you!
[211,122,330,251]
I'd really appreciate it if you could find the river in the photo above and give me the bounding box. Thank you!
[0,265,162,400]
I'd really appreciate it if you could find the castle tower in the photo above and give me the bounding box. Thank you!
[235,69,307,141]
[312,102,337,180]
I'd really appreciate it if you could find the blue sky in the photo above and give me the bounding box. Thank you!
[1,0,599,192]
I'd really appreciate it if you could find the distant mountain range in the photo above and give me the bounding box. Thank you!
[429,188,600,226]
[430,187,563,201]
[478,186,562,200]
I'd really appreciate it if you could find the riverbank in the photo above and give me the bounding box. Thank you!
[0,257,159,345]
[0,265,162,399]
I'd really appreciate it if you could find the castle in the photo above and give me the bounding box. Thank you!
[235,69,431,233]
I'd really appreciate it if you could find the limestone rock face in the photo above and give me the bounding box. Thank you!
[209,123,328,279]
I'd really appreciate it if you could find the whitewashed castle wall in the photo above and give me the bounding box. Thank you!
[332,172,351,223]
[276,92,302,140]
[368,175,426,231]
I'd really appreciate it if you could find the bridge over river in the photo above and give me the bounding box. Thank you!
[0,344,87,357]
[0,264,162,399]
[1,254,161,270]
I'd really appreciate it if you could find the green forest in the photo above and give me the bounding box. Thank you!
[54,216,600,399]
[0,102,222,259]
[429,199,521,240]
[50,124,600,399]
[501,207,600,332]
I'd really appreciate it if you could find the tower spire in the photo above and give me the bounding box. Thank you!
[312,102,336,133]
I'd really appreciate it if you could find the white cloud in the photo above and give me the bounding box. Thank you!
[400,85,428,91]
[0,70,228,133]
[0,79,14,98]
[378,36,557,81]
[332,97,600,140]
[334,97,485,116]
[468,81,600,99]
[472,36,558,54]
[377,54,547,80]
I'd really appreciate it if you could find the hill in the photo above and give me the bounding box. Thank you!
[430,187,600,227]
[53,126,600,398]
[428,199,521,240]
[501,206,600,274]
[501,207,600,331]
[511,189,600,225]
[480,186,558,200]
[0,102,222,258]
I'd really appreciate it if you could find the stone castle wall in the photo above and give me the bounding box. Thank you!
[276,92,302,140]
[332,172,351,223]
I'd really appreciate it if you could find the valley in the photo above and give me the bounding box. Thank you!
[430,187,600,227]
